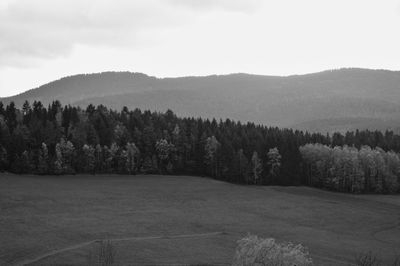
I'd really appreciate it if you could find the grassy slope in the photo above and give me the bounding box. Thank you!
[0,174,399,265]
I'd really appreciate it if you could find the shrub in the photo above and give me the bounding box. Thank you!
[354,251,381,266]
[354,252,400,266]
[232,235,313,266]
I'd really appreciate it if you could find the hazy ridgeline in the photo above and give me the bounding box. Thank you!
[3,69,400,134]
[0,100,400,193]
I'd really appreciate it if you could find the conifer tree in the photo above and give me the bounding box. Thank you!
[126,142,139,174]
[0,145,8,172]
[267,147,282,184]
[236,149,249,183]
[82,144,95,174]
[95,144,103,173]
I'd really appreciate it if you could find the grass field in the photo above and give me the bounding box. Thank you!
[0,174,399,265]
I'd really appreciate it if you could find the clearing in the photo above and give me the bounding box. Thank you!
[0,174,399,265]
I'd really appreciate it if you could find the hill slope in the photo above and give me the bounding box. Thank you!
[2,68,400,132]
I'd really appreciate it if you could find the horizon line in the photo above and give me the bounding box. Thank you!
[2,66,399,98]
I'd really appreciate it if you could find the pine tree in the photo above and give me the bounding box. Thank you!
[37,143,49,174]
[82,144,95,174]
[141,156,157,174]
[267,147,282,184]
[22,100,31,124]
[0,145,8,172]
[236,149,249,183]
[95,144,103,173]
[103,145,113,173]
[20,150,33,173]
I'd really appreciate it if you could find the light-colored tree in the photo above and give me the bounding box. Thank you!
[54,143,63,174]
[155,139,175,173]
[109,143,119,172]
[114,124,130,146]
[54,138,75,174]
[300,143,400,193]
[251,151,262,184]
[172,124,180,141]
[117,149,128,174]
[37,142,49,174]
[155,139,173,161]
[204,136,220,177]
[125,142,139,174]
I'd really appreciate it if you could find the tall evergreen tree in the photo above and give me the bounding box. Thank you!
[267,147,282,184]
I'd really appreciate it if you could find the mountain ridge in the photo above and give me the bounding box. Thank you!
[2,68,400,133]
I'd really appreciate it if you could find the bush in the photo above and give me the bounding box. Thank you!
[232,235,313,266]
[354,251,381,266]
[354,252,400,266]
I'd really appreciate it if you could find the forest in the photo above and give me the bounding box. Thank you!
[0,100,399,193]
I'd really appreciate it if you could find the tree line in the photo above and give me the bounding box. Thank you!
[1,100,400,193]
[300,144,400,193]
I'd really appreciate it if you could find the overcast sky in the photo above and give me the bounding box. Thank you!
[1,0,400,97]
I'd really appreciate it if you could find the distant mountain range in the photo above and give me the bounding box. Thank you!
[2,68,400,133]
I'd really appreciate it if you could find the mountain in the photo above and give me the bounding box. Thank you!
[2,68,400,133]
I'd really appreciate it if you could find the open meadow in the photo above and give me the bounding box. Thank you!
[1,173,399,265]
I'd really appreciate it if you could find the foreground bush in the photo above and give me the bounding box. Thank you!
[232,235,313,266]
[354,251,400,266]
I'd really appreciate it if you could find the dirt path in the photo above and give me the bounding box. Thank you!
[16,231,226,266]
[15,231,357,266]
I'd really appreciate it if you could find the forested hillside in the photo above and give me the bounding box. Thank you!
[2,68,400,133]
[0,100,399,193]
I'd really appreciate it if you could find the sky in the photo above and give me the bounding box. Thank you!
[1,0,400,97]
